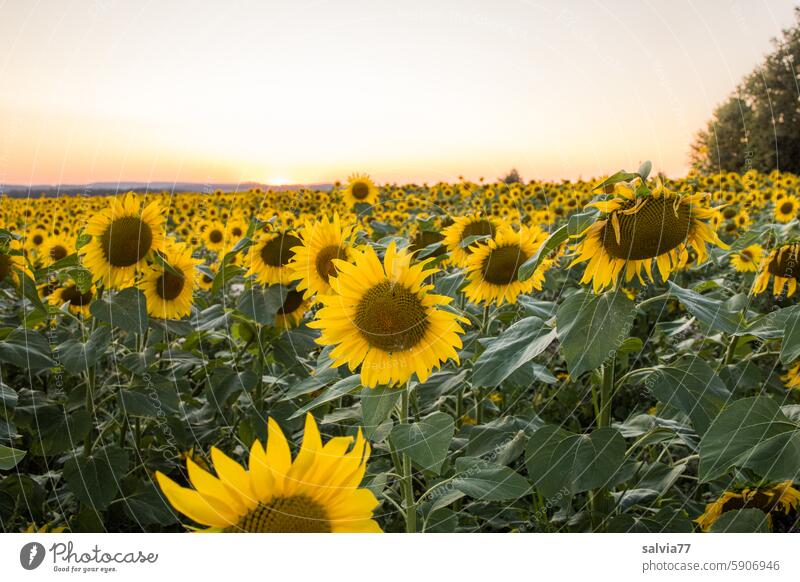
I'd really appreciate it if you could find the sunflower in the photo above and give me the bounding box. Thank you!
[730,244,764,273]
[0,239,26,286]
[81,193,165,289]
[774,195,799,223]
[695,481,800,532]
[48,280,95,317]
[201,220,227,252]
[290,213,354,299]
[244,230,301,286]
[275,289,310,330]
[342,174,379,206]
[42,235,73,266]
[309,242,467,387]
[442,214,507,267]
[140,242,201,319]
[463,225,550,306]
[570,181,727,292]
[782,362,800,390]
[752,243,800,297]
[156,414,382,533]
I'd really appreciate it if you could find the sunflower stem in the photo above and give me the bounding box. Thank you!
[591,359,615,530]
[83,366,96,457]
[400,385,417,533]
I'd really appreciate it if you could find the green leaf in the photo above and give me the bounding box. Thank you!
[66,267,94,294]
[647,358,731,434]
[124,488,178,526]
[593,170,639,192]
[518,210,597,281]
[211,264,244,295]
[361,386,401,440]
[208,368,258,406]
[390,412,454,475]
[472,317,556,387]
[16,269,48,315]
[452,460,531,501]
[666,282,744,335]
[0,444,26,470]
[710,508,771,533]
[26,407,92,457]
[637,160,652,180]
[57,326,112,375]
[289,375,362,419]
[0,329,55,371]
[699,396,800,483]
[90,287,148,334]
[0,381,17,411]
[236,285,287,325]
[781,307,800,365]
[607,507,693,533]
[556,291,635,377]
[525,425,625,497]
[62,446,129,511]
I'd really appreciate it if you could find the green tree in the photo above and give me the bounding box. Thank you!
[691,8,800,174]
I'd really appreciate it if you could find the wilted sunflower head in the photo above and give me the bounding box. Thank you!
[570,180,726,292]
[752,243,800,298]
[81,192,166,289]
[695,481,800,532]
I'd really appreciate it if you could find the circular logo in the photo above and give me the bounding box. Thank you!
[19,542,46,570]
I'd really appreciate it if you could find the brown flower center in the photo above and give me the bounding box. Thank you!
[481,244,528,285]
[49,244,68,262]
[459,219,496,254]
[155,269,186,301]
[100,216,154,267]
[767,245,800,279]
[355,281,429,352]
[278,289,305,315]
[411,231,446,258]
[351,181,371,200]
[600,197,691,260]
[780,201,795,215]
[60,285,93,306]
[208,229,224,244]
[315,245,347,283]
[227,496,330,533]
[0,254,11,281]
[260,234,301,267]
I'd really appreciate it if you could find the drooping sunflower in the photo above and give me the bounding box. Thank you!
[752,243,800,297]
[244,230,302,286]
[156,414,382,533]
[140,242,201,319]
[289,213,355,299]
[695,481,800,532]
[81,193,165,289]
[730,244,764,273]
[275,288,311,330]
[570,181,727,292]
[48,280,95,317]
[463,225,550,306]
[774,195,799,223]
[442,214,507,267]
[342,174,379,206]
[309,242,467,387]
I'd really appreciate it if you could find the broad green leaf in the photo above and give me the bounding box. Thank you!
[62,446,129,511]
[452,460,530,501]
[390,412,454,475]
[781,307,800,364]
[90,287,148,334]
[290,375,362,419]
[124,488,178,526]
[699,396,800,483]
[361,386,401,440]
[607,507,694,533]
[208,368,258,405]
[0,381,18,410]
[647,358,731,434]
[710,508,771,533]
[25,407,92,457]
[525,425,625,497]
[637,160,652,180]
[57,326,112,375]
[667,282,744,335]
[472,316,556,387]
[236,285,287,325]
[0,444,26,470]
[556,291,635,377]
[16,269,48,315]
[518,210,597,281]
[593,170,639,192]
[0,329,55,371]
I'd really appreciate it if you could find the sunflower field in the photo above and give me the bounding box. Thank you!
[2,165,800,534]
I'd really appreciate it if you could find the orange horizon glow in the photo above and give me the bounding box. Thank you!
[1,1,797,187]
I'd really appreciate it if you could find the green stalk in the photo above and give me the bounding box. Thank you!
[400,386,416,533]
[591,359,615,530]
[83,366,96,457]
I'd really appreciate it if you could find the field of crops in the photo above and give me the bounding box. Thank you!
[1,166,800,534]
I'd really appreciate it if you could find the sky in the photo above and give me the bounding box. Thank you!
[0,0,797,186]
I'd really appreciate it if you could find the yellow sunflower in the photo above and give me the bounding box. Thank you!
[290,213,354,299]
[42,235,73,266]
[695,481,800,532]
[463,225,550,306]
[442,214,507,267]
[774,195,799,223]
[342,174,379,206]
[570,181,727,292]
[0,239,26,286]
[81,193,166,289]
[782,362,800,390]
[309,242,467,387]
[244,230,301,286]
[48,280,95,317]
[752,243,800,297]
[730,244,764,273]
[201,220,227,253]
[275,289,311,330]
[140,242,201,319]
[156,414,382,533]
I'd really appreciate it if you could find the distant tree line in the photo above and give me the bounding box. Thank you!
[691,8,800,174]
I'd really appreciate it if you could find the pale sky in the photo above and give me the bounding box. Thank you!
[0,0,797,186]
